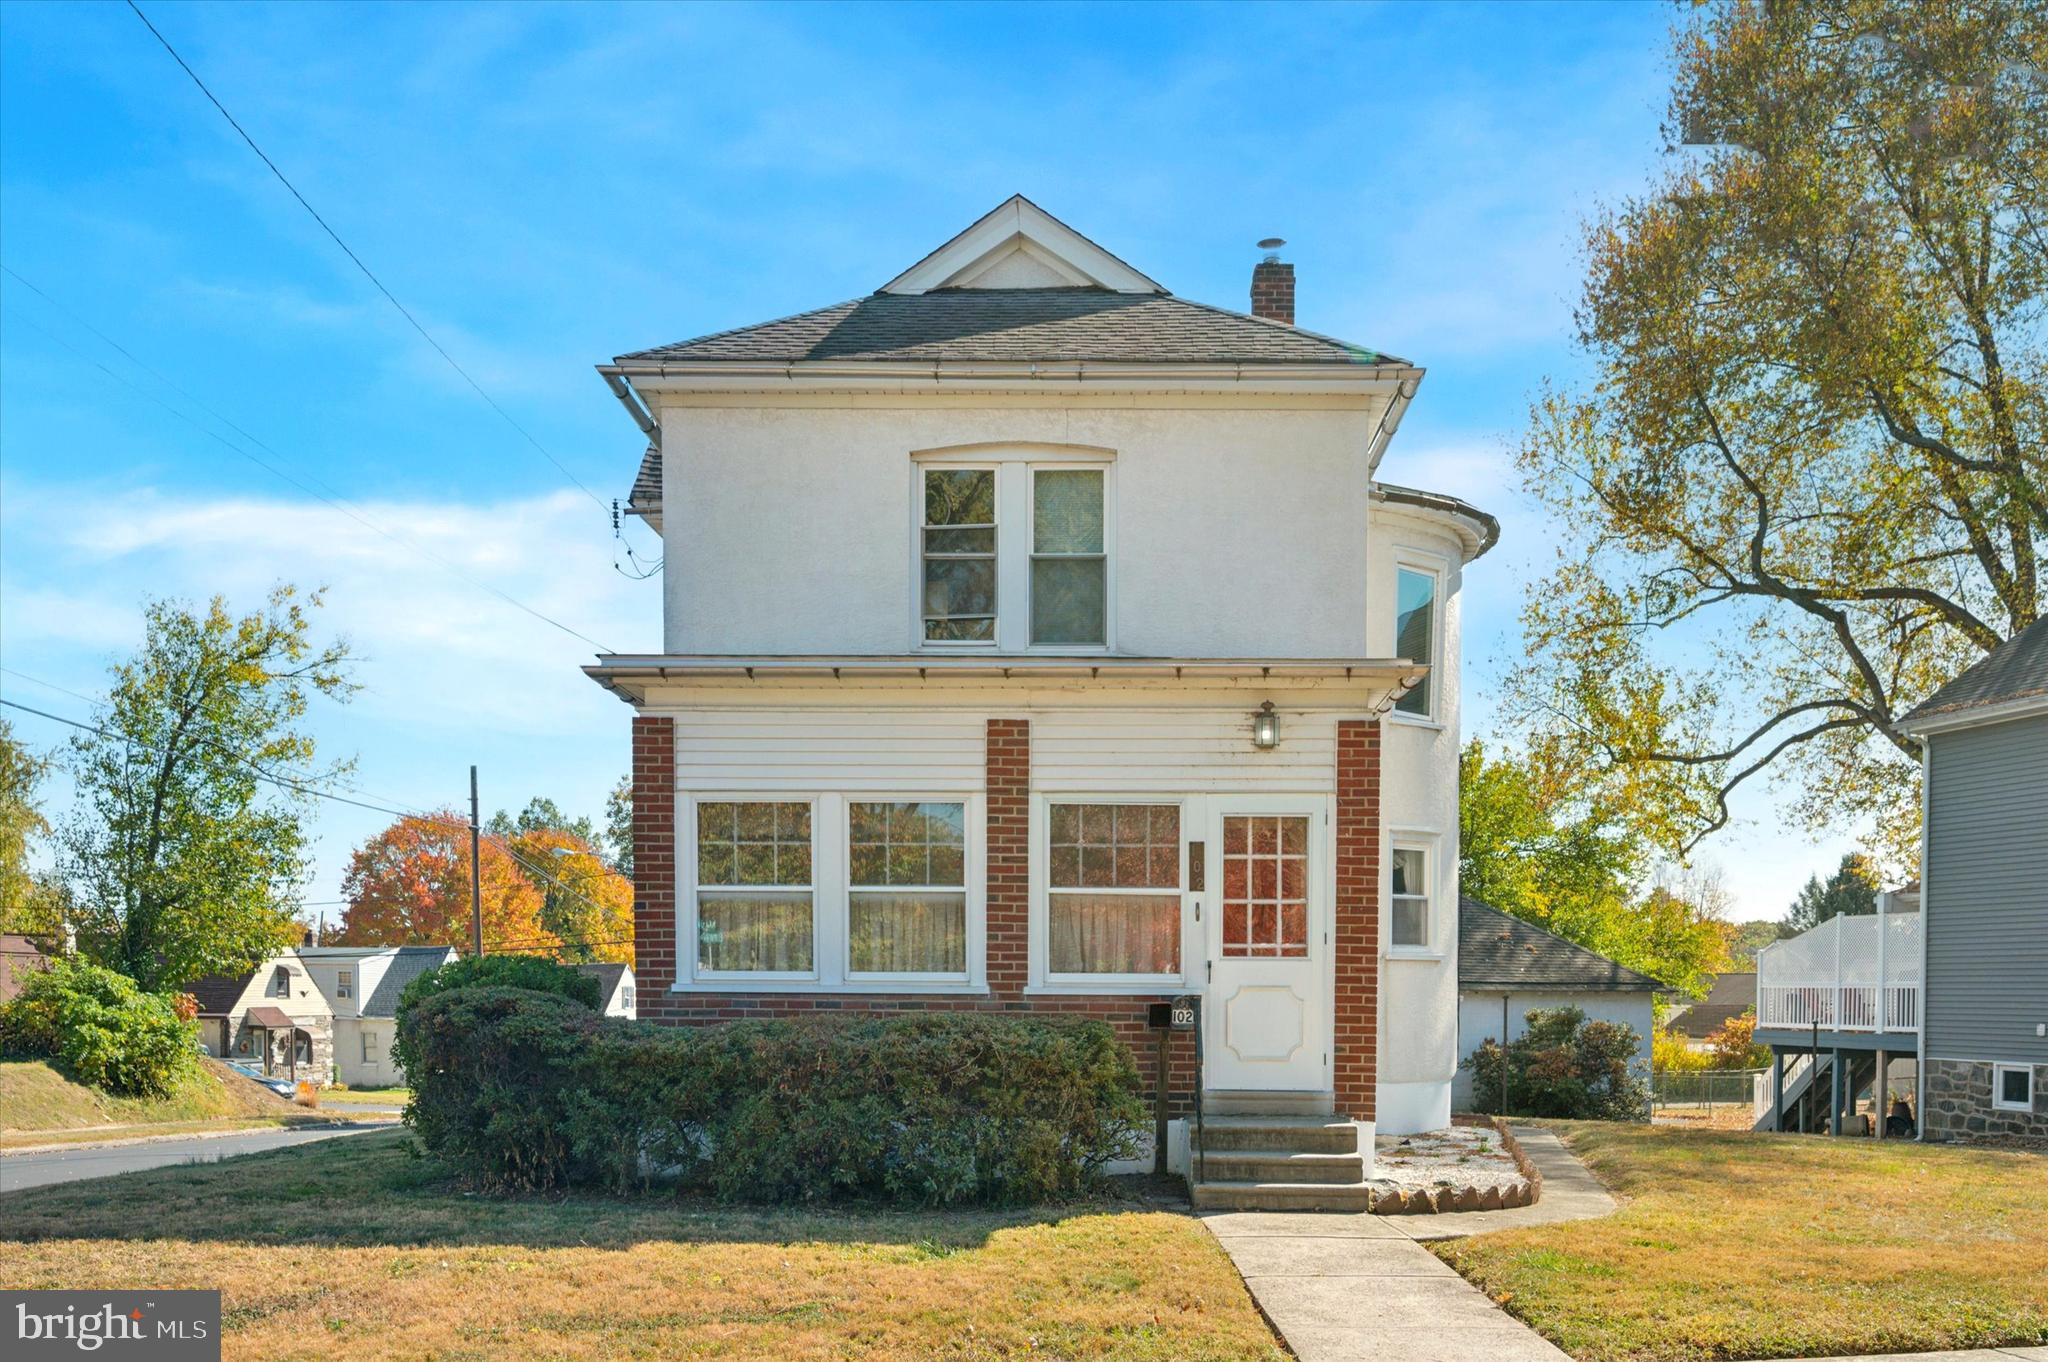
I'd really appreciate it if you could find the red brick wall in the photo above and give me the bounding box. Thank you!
[1250,259,1296,325]
[1333,718,1381,1120]
[629,715,1197,1112]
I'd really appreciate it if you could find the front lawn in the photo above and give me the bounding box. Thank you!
[0,1129,1282,1361]
[318,1085,410,1105]
[1437,1122,2048,1362]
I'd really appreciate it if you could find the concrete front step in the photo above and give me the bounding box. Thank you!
[1194,1150,1367,1185]
[1204,1089,1335,1117]
[1194,1117,1359,1154]
[1191,1178,1373,1212]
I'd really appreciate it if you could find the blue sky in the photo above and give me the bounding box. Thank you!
[0,0,1853,924]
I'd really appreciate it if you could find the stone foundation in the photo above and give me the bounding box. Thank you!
[1922,1057,2048,1142]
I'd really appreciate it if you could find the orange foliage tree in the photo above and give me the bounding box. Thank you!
[506,826,633,965]
[337,813,556,954]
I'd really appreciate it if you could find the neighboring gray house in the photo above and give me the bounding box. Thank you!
[577,962,637,1018]
[1898,616,2047,1142]
[1453,898,1661,1114]
[1661,971,1756,1050]
[299,945,457,1088]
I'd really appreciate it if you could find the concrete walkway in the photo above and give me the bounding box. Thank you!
[1202,1125,1614,1362]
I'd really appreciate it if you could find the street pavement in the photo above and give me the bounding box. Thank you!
[0,1122,392,1193]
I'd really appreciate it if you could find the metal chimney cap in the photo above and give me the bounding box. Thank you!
[1257,237,1286,264]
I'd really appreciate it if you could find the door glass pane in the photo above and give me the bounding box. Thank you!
[1033,469,1103,552]
[1220,815,1310,958]
[1049,893,1179,974]
[1031,558,1106,645]
[1395,568,1435,715]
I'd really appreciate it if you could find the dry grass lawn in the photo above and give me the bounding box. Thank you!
[0,1059,390,1149]
[1436,1122,2048,1362]
[0,1128,1283,1361]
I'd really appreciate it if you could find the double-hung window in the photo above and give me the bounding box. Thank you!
[849,801,968,978]
[1390,844,1430,949]
[1030,469,1107,646]
[336,969,353,1000]
[694,801,815,975]
[922,469,997,642]
[1046,802,1181,979]
[1394,565,1437,718]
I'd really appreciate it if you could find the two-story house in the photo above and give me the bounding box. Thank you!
[297,945,458,1087]
[587,198,1495,1201]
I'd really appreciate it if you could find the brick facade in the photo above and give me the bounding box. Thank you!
[1333,719,1382,1121]
[631,716,1200,1115]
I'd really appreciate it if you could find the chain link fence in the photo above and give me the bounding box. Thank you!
[1652,1067,1766,1116]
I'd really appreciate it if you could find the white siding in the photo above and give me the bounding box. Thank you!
[1031,709,1336,792]
[671,709,987,792]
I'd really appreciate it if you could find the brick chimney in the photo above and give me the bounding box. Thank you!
[1251,238,1294,325]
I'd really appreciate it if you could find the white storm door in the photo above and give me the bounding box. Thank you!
[1205,799,1330,1092]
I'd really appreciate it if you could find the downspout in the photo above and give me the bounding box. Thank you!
[1363,375,1421,473]
[601,369,661,447]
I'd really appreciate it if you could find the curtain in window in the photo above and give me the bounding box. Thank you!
[1050,893,1179,974]
[850,892,967,973]
[698,893,814,972]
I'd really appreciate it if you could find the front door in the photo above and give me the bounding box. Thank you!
[1204,798,1330,1093]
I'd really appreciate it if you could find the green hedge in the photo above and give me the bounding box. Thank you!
[399,986,1144,1205]
[0,959,199,1098]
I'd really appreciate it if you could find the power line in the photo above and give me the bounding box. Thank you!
[0,278,614,652]
[124,0,613,519]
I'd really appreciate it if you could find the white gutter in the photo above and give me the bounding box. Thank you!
[597,359,1421,397]
[1362,375,1421,472]
[1895,690,2048,736]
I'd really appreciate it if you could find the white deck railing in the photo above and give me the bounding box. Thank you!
[1756,907,1922,1035]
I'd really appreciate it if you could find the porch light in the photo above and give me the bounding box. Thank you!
[1251,701,1280,750]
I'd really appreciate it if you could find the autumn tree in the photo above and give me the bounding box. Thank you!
[1508,0,2046,871]
[337,814,555,954]
[504,825,632,964]
[61,587,353,991]
[603,776,632,878]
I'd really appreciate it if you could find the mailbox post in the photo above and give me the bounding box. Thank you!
[1145,998,1199,1176]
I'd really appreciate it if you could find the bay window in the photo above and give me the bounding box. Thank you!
[1047,802,1181,978]
[1394,565,1437,717]
[1390,844,1430,949]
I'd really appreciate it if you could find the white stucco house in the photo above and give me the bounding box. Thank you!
[299,945,457,1087]
[586,197,1497,1208]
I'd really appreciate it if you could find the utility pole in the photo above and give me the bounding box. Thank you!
[469,765,484,957]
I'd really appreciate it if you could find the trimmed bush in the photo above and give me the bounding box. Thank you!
[1465,1005,1650,1122]
[398,987,1144,1205]
[0,959,199,1098]
[391,955,597,1084]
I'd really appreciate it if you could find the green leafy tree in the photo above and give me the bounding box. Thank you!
[1460,741,1730,997]
[61,587,354,991]
[1726,917,1793,966]
[486,796,594,845]
[1505,0,2046,872]
[1784,851,1881,931]
[0,719,64,936]
[603,776,632,878]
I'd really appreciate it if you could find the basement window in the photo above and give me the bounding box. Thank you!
[1994,1063,2034,1112]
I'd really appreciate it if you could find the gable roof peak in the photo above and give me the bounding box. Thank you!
[881,194,1166,297]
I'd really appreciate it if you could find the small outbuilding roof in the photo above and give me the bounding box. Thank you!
[576,961,628,1002]
[1661,971,1757,1039]
[1457,898,1663,992]
[243,1005,298,1029]
[1898,615,2048,732]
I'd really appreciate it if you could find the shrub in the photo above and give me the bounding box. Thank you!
[398,987,1144,1205]
[1464,1005,1650,1122]
[0,958,199,1098]
[1652,1025,1711,1075]
[391,954,597,1082]
[1705,1011,1771,1070]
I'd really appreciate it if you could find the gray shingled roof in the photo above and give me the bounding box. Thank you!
[1900,615,2048,727]
[1661,971,1756,1038]
[576,961,627,1004]
[626,444,661,516]
[617,289,1401,367]
[362,947,455,1018]
[189,970,255,1016]
[1458,898,1664,992]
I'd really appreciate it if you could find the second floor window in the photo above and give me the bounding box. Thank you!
[1394,566,1437,717]
[336,970,353,999]
[1031,469,1106,645]
[922,469,996,642]
[269,966,291,997]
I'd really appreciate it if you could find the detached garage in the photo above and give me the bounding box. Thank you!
[1454,897,1661,1115]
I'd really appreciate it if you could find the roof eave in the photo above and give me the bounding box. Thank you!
[600,358,1423,396]
[1895,689,2048,737]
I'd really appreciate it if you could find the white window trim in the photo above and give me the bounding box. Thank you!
[909,448,1115,655]
[1386,829,1442,959]
[1028,794,1189,994]
[1993,1062,2034,1112]
[678,792,989,994]
[1389,552,1447,727]
[336,970,353,1000]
